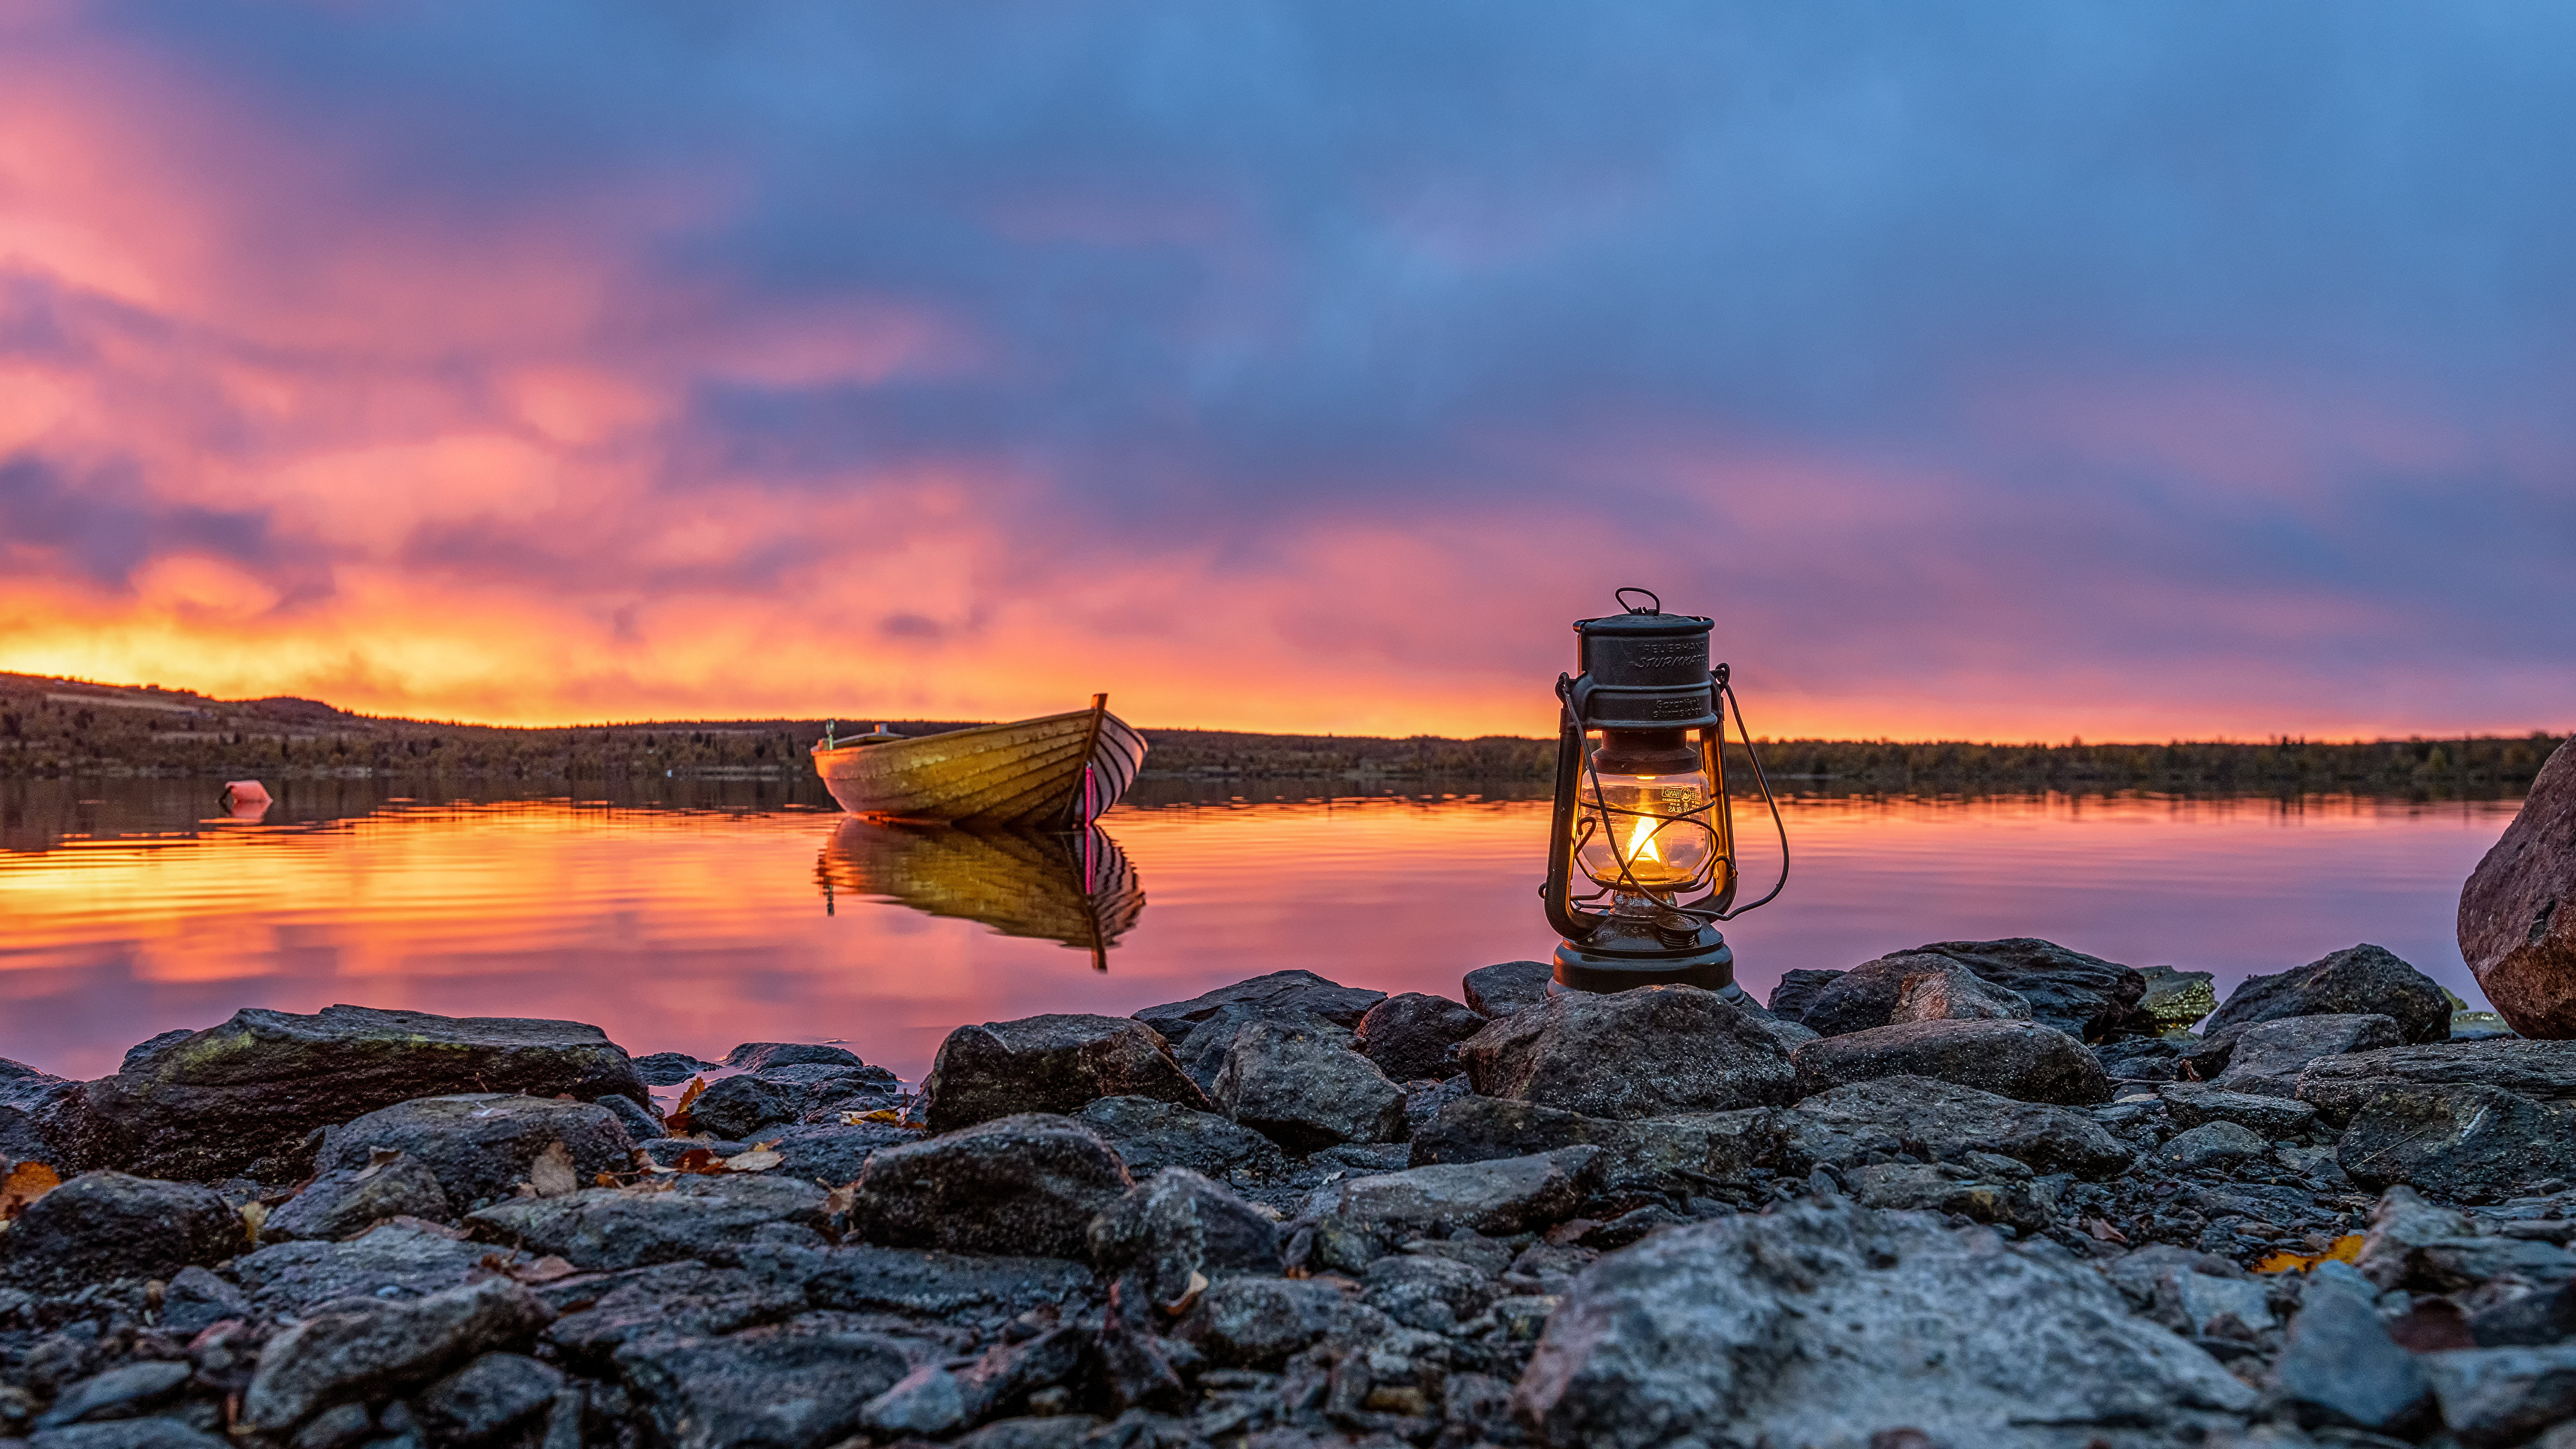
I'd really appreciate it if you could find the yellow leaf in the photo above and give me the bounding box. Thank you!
[2255,1232,2367,1275]
[0,1161,62,1221]
[239,1200,268,1247]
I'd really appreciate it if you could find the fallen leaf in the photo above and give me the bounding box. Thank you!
[528,1141,579,1199]
[513,1254,578,1284]
[724,1148,784,1173]
[2255,1232,2367,1275]
[2084,1217,2129,1245]
[353,1148,402,1184]
[823,1184,857,1217]
[1160,1270,1208,1318]
[594,1172,622,1188]
[674,1148,723,1175]
[1544,1218,1600,1247]
[0,1161,62,1221]
[669,1077,707,1134]
[239,1201,268,1247]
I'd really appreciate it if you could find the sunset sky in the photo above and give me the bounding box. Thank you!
[2,3,2570,740]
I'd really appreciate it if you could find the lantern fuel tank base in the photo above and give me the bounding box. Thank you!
[1550,934,1737,995]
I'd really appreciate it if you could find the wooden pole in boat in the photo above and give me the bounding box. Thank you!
[1064,693,1111,828]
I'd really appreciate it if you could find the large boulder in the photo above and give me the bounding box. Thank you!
[2460,738,2576,1039]
[2300,1038,2576,1120]
[1073,1095,1288,1187]
[240,1277,553,1433]
[1134,969,1384,1041]
[1088,1168,1281,1306]
[2203,943,2453,1047]
[1801,953,2028,1036]
[922,1014,1209,1132]
[2327,1081,2576,1200]
[613,1318,914,1449]
[313,1094,633,1209]
[1888,938,2155,1041]
[262,1151,454,1240]
[1764,969,1845,1024]
[849,1113,1131,1259]
[0,1172,241,1291]
[1790,1018,2112,1105]
[234,1221,530,1315]
[1211,1021,1407,1152]
[1511,1201,2254,1448]
[2212,1013,2406,1095]
[1407,1095,1776,1195]
[543,1261,810,1364]
[1779,1077,2135,1180]
[1458,985,1799,1120]
[1302,1147,1602,1237]
[0,1059,87,1167]
[1462,961,1554,1020]
[77,1006,648,1181]
[723,1042,867,1072]
[1352,993,1487,1083]
[468,1174,830,1271]
[1172,1277,1356,1369]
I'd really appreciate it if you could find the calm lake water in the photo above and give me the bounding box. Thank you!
[0,777,2521,1082]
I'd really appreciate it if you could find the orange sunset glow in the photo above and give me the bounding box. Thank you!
[1,6,2567,741]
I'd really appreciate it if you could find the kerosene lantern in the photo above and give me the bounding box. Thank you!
[1541,588,1787,993]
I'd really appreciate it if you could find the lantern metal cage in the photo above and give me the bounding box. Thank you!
[1541,588,1788,994]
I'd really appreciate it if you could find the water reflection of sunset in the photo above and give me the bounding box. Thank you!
[0,791,2517,1083]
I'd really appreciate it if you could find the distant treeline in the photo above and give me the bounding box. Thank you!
[2,671,2559,796]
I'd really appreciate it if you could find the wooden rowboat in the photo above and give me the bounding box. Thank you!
[815,818,1146,970]
[808,694,1147,827]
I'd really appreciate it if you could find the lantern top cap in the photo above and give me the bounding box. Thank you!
[1574,587,1710,638]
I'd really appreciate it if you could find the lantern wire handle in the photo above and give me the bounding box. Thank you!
[1710,674,1789,920]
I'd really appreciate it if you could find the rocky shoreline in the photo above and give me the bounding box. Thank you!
[3,941,2575,1449]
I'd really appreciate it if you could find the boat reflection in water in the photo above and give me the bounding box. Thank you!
[815,818,1145,970]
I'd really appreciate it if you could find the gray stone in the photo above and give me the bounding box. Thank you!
[612,1318,914,1449]
[2332,1081,2576,1199]
[1849,1162,2057,1232]
[2298,1038,2576,1121]
[1803,953,2026,1036]
[2159,1085,2319,1137]
[1889,965,2033,1024]
[682,1076,803,1140]
[805,1246,1094,1320]
[2402,1236,2576,1292]
[467,1174,829,1271]
[849,1113,1130,1258]
[2156,1120,2269,1173]
[723,1043,867,1072]
[1511,1201,2254,1449]
[2152,1270,2275,1338]
[32,1364,193,1429]
[2269,1286,2430,1431]
[240,1278,552,1432]
[1073,1095,1288,1187]
[288,1402,374,1449]
[233,1221,523,1314]
[1353,994,1487,1083]
[2421,1344,2576,1448]
[0,1173,239,1292]
[1780,1077,2135,1180]
[596,1094,664,1143]
[2206,943,2453,1048]
[542,1262,808,1363]
[2094,1034,2190,1083]
[1365,1253,1497,1333]
[77,1006,647,1181]
[1407,1094,1775,1195]
[0,1062,87,1169]
[1791,1018,2112,1105]
[755,1123,912,1186]
[2356,1186,2477,1289]
[1892,938,2155,1041]
[1764,969,1844,1024]
[27,1423,228,1449]
[1301,1147,1601,1236]
[2213,1014,2406,1095]
[417,1354,564,1442]
[1212,1022,1406,1152]
[1458,985,1797,1120]
[2460,738,2576,1040]
[315,1094,631,1209]
[1135,970,1385,1040]
[1462,961,1554,1020]
[954,1417,1099,1449]
[1088,1169,1280,1307]
[265,1153,453,1240]
[158,1265,250,1336]
[631,1053,716,1085]
[922,1014,1209,1133]
[1171,1277,1356,1368]
[857,1326,1086,1439]
[2139,966,2218,1031]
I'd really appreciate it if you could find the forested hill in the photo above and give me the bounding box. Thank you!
[1,670,2559,796]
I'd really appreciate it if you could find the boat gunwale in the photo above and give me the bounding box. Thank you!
[808,707,1115,760]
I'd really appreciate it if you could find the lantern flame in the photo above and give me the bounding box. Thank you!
[1624,812,1660,863]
